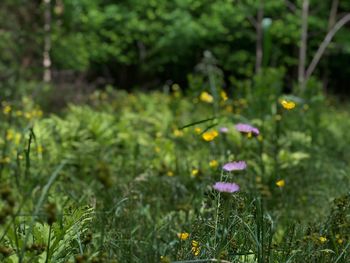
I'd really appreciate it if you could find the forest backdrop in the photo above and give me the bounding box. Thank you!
[1,0,350,98]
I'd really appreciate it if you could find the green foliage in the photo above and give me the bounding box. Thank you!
[48,0,350,89]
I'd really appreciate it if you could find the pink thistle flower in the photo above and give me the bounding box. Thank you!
[213,182,240,193]
[222,161,247,172]
[219,127,229,133]
[235,123,259,136]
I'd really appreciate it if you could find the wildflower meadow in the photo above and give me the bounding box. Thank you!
[1,1,350,262]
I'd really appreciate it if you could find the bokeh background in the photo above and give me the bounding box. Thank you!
[1,0,350,101]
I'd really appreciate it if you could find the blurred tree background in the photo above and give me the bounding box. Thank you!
[1,0,350,98]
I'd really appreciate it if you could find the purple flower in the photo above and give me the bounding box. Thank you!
[219,127,229,133]
[222,161,247,172]
[213,182,240,193]
[235,123,259,136]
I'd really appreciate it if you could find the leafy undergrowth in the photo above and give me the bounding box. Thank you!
[0,89,349,262]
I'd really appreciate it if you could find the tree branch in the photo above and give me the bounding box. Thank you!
[298,0,309,90]
[305,13,350,81]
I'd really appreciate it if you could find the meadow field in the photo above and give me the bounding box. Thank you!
[1,0,350,262]
[0,84,349,262]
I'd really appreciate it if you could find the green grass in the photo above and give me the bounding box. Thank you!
[0,88,349,262]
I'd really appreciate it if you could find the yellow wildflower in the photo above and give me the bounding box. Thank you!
[221,90,228,101]
[6,130,14,141]
[25,112,32,120]
[14,133,21,145]
[3,105,11,115]
[167,171,174,177]
[37,145,44,154]
[280,99,296,110]
[247,132,253,139]
[191,240,200,256]
[0,157,10,164]
[192,240,199,247]
[276,179,285,188]
[34,110,43,118]
[336,234,343,244]
[200,91,214,103]
[319,236,327,243]
[177,232,189,240]
[173,129,184,137]
[209,160,218,168]
[191,246,200,256]
[16,110,23,117]
[202,130,218,142]
[191,169,199,177]
[194,127,202,134]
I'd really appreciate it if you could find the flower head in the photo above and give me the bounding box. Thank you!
[177,232,189,240]
[213,182,240,193]
[200,91,214,103]
[191,240,200,256]
[202,130,218,141]
[173,129,184,137]
[219,127,229,133]
[209,160,218,168]
[235,123,259,136]
[319,236,327,243]
[222,161,247,172]
[280,99,296,110]
[194,127,202,134]
[276,179,285,188]
[191,169,199,177]
[221,91,228,101]
[3,105,11,115]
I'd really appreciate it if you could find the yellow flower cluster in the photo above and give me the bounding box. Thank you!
[2,103,43,120]
[3,105,12,115]
[335,234,343,244]
[6,130,22,146]
[176,233,200,256]
[24,109,43,120]
[0,157,11,164]
[191,240,200,256]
